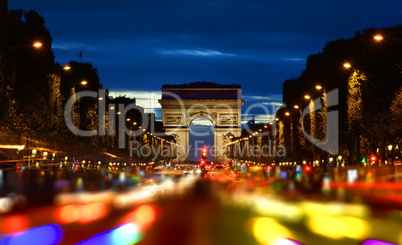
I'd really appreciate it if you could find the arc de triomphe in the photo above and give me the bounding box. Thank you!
[158,82,244,164]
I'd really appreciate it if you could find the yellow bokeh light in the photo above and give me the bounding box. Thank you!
[250,217,292,244]
[306,214,370,240]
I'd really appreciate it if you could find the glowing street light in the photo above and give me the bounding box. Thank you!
[33,42,43,48]
[373,35,383,41]
[275,118,279,121]
[315,85,322,90]
[285,112,290,116]
[343,63,352,69]
[63,65,71,70]
[81,80,88,85]
[304,95,310,100]
[294,105,299,109]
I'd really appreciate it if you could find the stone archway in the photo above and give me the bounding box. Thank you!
[158,82,244,164]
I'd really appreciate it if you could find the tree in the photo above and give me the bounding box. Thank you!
[5,9,55,137]
[390,88,402,144]
[60,61,102,131]
[47,73,63,136]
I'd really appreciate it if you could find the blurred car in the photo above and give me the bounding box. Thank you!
[174,164,194,176]
[193,166,202,175]
[153,165,165,175]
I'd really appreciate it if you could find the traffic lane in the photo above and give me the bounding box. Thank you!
[1,176,402,244]
[139,179,258,245]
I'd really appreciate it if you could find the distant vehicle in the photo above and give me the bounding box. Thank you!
[153,165,165,175]
[174,164,195,175]
[193,166,202,175]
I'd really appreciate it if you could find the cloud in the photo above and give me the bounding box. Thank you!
[158,49,237,57]
[243,94,282,102]
[107,90,282,126]
[52,42,90,50]
[281,57,305,62]
[261,102,283,106]
[241,114,276,125]
[190,118,214,126]
[108,90,162,114]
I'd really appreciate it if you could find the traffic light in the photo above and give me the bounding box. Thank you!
[202,148,207,158]
[201,148,207,162]
[361,157,366,164]
[370,155,377,162]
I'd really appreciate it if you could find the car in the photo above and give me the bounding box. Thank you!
[174,164,194,175]
[153,165,165,175]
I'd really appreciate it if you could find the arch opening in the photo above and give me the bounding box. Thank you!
[189,117,213,162]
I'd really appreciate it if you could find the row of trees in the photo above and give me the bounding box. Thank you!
[279,26,402,165]
[0,4,175,161]
[226,26,402,166]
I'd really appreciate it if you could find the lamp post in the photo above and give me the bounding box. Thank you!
[388,145,393,164]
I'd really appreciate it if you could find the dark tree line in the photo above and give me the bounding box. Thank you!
[280,26,402,165]
[0,5,167,158]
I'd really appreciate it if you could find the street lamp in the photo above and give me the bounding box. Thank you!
[294,105,299,109]
[81,80,88,85]
[33,42,43,48]
[315,85,323,90]
[285,112,290,116]
[373,35,383,41]
[304,95,310,100]
[343,63,352,69]
[9,41,44,50]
